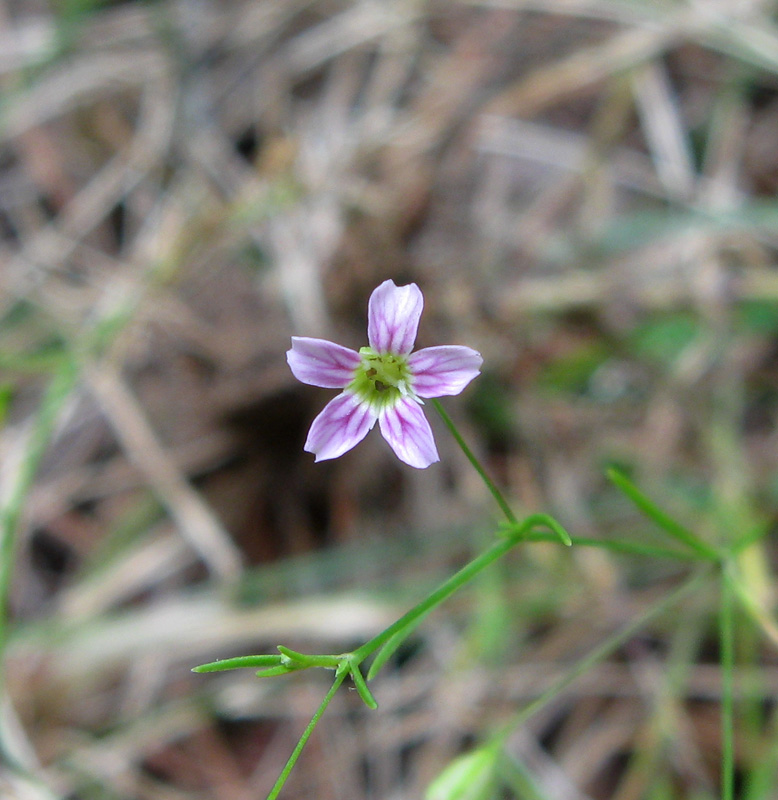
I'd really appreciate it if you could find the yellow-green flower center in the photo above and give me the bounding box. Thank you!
[348,346,413,410]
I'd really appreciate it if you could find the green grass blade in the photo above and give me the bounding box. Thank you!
[0,358,78,658]
[493,568,713,745]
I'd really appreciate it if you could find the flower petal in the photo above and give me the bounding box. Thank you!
[378,397,439,469]
[287,337,361,388]
[408,345,483,398]
[367,280,423,355]
[305,392,377,461]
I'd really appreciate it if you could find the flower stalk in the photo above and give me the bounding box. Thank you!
[431,398,518,525]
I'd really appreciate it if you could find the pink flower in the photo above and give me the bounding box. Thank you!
[287,280,483,469]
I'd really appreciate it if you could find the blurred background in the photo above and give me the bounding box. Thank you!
[2,0,778,798]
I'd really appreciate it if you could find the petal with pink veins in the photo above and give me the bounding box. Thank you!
[305,392,377,461]
[367,280,423,355]
[409,345,483,398]
[379,397,440,469]
[287,337,361,388]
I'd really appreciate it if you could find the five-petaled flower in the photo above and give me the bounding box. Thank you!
[287,279,482,468]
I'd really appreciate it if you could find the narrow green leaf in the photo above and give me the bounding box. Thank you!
[192,654,282,673]
[367,615,425,681]
[607,468,719,560]
[277,645,309,663]
[350,663,378,709]
[256,665,298,678]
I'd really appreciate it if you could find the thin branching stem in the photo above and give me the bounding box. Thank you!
[357,532,519,666]
[266,666,349,800]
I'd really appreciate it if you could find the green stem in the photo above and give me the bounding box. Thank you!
[720,565,735,800]
[431,398,517,525]
[358,516,566,675]
[366,523,693,682]
[266,666,349,800]
[356,534,517,665]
